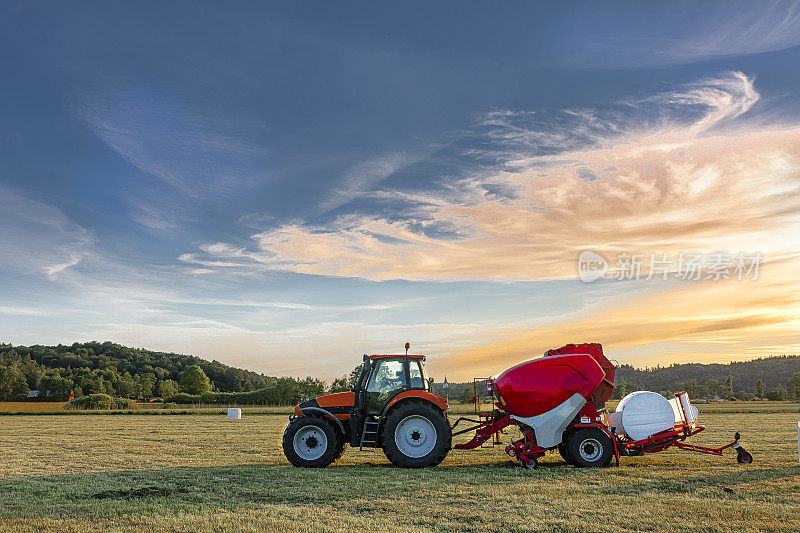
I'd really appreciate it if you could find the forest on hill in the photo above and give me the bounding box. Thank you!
[0,341,325,403]
[613,356,800,400]
[1,341,798,405]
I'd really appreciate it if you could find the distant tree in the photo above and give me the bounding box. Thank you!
[115,373,136,398]
[179,365,211,395]
[787,372,800,401]
[328,377,350,393]
[682,379,699,398]
[155,379,179,399]
[348,365,364,389]
[722,375,734,399]
[0,365,30,401]
[458,387,474,404]
[766,387,786,401]
[704,378,719,398]
[756,379,765,399]
[613,378,628,399]
[300,377,325,400]
[137,373,157,400]
[38,373,73,401]
[736,389,753,401]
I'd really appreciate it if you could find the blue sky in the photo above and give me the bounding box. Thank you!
[3,1,800,380]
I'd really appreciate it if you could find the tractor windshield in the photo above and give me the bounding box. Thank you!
[367,359,406,393]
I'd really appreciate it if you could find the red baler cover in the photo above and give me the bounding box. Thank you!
[544,343,616,406]
[493,343,615,418]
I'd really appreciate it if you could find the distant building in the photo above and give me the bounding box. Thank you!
[27,390,40,398]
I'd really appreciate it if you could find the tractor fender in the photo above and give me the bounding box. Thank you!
[381,391,448,418]
[297,406,346,434]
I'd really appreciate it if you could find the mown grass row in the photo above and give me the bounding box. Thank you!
[0,412,798,532]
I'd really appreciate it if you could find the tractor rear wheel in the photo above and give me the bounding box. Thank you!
[282,416,340,468]
[567,428,613,468]
[382,401,451,468]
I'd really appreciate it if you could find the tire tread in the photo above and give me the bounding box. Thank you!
[382,401,451,468]
[282,416,340,468]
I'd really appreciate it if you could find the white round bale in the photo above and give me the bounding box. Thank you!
[615,391,675,441]
[226,408,242,420]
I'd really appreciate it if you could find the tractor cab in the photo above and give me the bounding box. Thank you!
[356,354,430,415]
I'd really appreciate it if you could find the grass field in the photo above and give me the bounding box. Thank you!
[0,402,67,413]
[1,407,799,532]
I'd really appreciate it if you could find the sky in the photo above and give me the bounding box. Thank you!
[2,1,800,381]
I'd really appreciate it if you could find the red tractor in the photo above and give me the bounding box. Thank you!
[283,352,451,468]
[283,343,751,468]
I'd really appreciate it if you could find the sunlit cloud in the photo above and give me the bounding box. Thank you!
[186,73,800,283]
[175,71,800,377]
[428,258,800,379]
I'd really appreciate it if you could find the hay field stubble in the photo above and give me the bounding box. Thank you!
[0,410,799,532]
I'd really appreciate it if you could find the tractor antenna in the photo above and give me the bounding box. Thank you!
[405,342,410,355]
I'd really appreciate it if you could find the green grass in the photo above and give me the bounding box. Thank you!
[0,411,798,531]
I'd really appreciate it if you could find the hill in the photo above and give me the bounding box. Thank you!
[614,355,800,400]
[0,341,324,403]
[3,341,799,404]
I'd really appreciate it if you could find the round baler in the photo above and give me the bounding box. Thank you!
[451,342,751,468]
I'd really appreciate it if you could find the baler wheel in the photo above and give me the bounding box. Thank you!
[567,428,613,468]
[382,401,451,468]
[282,416,340,468]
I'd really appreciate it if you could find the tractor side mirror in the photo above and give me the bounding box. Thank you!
[428,377,434,390]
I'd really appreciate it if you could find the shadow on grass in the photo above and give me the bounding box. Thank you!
[3,457,783,519]
[597,466,798,495]
[0,457,584,515]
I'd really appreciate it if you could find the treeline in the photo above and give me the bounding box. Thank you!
[164,377,326,406]
[613,355,800,400]
[0,342,325,404]
[4,341,798,405]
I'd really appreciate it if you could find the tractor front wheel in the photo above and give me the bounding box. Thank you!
[382,401,451,468]
[567,428,613,468]
[282,416,340,468]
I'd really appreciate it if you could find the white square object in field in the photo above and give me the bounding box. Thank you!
[227,408,241,420]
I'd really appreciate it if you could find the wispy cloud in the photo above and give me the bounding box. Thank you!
[319,153,418,212]
[77,90,264,198]
[184,73,799,283]
[548,1,800,68]
[74,87,268,230]
[0,185,92,280]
